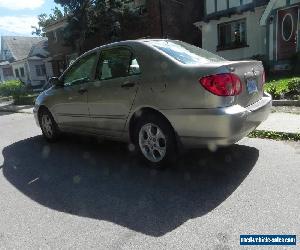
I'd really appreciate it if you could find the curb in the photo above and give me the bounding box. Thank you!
[272,100,300,107]
[0,106,33,114]
[0,96,12,102]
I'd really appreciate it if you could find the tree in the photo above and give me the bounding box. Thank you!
[34,7,66,36]
[36,0,148,53]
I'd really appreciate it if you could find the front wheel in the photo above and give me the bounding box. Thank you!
[39,108,60,142]
[134,114,177,168]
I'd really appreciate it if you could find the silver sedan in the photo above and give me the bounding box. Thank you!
[34,39,272,166]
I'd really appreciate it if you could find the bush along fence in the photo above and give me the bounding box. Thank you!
[0,80,38,105]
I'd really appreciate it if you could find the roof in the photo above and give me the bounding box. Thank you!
[1,36,47,61]
[199,0,270,23]
[0,61,10,66]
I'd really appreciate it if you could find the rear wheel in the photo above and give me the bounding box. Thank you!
[134,114,177,168]
[39,108,60,142]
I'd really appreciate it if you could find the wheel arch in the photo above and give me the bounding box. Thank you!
[128,106,178,145]
[37,105,57,125]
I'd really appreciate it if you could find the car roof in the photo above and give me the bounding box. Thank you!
[84,38,178,54]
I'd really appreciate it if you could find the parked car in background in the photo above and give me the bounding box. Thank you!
[34,39,272,167]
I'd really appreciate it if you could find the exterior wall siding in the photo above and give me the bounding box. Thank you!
[28,60,48,86]
[201,7,266,60]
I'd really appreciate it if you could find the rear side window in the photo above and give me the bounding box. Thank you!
[97,47,141,81]
[147,40,225,65]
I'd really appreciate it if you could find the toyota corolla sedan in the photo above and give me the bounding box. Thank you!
[34,39,272,166]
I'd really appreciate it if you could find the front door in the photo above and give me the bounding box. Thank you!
[51,52,98,130]
[277,6,299,60]
[87,47,141,137]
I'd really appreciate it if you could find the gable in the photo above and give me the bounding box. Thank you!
[1,36,46,62]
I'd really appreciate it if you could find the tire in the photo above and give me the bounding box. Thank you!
[134,114,177,168]
[39,108,60,142]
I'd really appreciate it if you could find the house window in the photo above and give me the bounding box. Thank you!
[20,67,25,77]
[53,31,58,42]
[15,68,20,78]
[218,19,247,51]
[3,67,13,77]
[35,65,46,76]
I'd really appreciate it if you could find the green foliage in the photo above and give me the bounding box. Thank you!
[36,7,67,36]
[0,80,26,98]
[37,0,147,51]
[13,94,38,105]
[249,130,300,141]
[264,77,300,100]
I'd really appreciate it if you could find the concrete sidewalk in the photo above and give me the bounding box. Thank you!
[0,102,33,114]
[0,103,299,134]
[256,112,300,134]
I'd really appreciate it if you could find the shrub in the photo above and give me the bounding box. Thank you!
[0,80,26,98]
[264,77,300,100]
[13,94,37,105]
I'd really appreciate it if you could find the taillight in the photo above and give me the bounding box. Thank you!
[199,73,242,96]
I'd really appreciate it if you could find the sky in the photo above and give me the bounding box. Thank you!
[0,0,61,36]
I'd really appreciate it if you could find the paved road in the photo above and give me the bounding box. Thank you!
[0,112,299,249]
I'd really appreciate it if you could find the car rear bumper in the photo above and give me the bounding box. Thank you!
[163,93,272,148]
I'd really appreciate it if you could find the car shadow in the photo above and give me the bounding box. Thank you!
[1,135,258,237]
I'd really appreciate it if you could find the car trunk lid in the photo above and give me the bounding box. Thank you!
[219,60,265,107]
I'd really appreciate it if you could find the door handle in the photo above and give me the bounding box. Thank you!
[121,81,135,88]
[78,88,88,94]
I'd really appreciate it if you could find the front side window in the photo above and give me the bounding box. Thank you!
[63,53,98,86]
[97,48,141,81]
[218,19,247,50]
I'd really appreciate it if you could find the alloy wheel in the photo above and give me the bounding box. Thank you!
[138,123,167,163]
[41,114,54,138]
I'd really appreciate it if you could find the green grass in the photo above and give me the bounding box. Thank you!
[249,130,300,141]
[264,77,300,100]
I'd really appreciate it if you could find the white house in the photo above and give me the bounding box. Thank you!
[0,36,53,88]
[0,61,14,83]
[195,0,300,71]
[195,0,270,61]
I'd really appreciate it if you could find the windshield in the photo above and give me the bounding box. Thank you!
[147,40,225,64]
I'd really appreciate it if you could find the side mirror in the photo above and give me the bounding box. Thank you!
[49,77,63,87]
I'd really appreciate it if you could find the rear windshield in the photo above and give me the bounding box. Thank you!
[147,40,225,65]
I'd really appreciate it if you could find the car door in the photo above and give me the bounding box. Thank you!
[87,47,141,137]
[51,52,98,130]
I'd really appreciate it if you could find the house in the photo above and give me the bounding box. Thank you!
[43,18,77,77]
[44,0,204,77]
[147,0,203,46]
[0,61,14,83]
[194,0,270,61]
[260,0,300,71]
[0,36,53,88]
